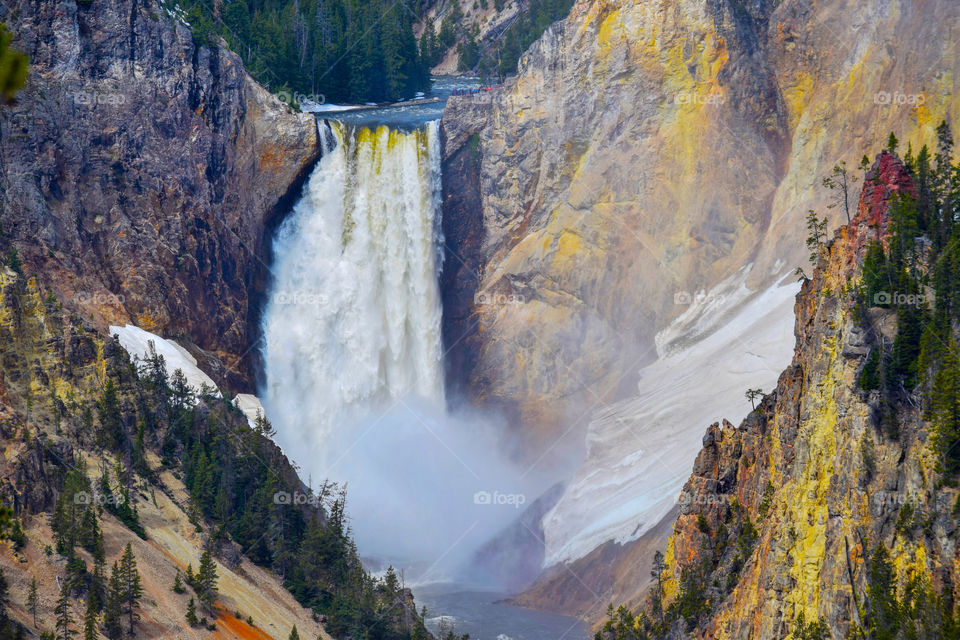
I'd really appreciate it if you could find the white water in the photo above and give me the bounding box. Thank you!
[261,120,536,575]
[261,121,446,462]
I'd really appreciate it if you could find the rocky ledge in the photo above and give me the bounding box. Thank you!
[0,0,320,389]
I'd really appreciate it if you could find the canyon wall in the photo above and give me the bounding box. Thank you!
[440,0,960,617]
[0,0,320,389]
[646,150,956,639]
[442,0,959,441]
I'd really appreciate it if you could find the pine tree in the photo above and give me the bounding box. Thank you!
[27,576,39,627]
[54,587,75,640]
[172,571,185,594]
[185,597,199,626]
[805,210,827,264]
[289,624,301,640]
[887,131,899,153]
[82,593,97,640]
[103,563,123,640]
[931,336,960,474]
[185,564,195,590]
[650,550,666,624]
[0,570,7,621]
[196,551,218,611]
[117,544,142,635]
[96,379,123,451]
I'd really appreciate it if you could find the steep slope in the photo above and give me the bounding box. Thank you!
[439,0,960,590]
[600,149,960,639]
[0,0,320,389]
[0,267,426,639]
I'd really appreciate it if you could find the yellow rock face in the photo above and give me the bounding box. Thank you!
[441,0,960,446]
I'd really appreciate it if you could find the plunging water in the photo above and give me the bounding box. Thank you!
[260,112,587,639]
[261,120,445,461]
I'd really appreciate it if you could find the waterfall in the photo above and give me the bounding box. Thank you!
[261,120,445,468]
[260,118,537,576]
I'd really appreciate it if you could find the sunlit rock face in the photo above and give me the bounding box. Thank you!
[0,0,319,388]
[440,0,960,614]
[442,0,959,440]
[654,151,943,639]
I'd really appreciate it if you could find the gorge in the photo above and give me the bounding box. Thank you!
[1,0,960,639]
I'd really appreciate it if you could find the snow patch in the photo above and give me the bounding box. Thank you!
[233,393,267,428]
[541,273,800,565]
[109,324,220,398]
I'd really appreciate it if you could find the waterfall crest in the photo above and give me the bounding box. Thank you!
[261,120,445,466]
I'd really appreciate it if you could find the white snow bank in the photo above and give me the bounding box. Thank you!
[232,393,266,427]
[109,324,220,398]
[541,271,800,565]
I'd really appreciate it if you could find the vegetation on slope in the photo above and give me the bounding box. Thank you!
[0,260,430,639]
[182,0,431,103]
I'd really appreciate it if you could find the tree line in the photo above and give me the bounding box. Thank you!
[184,0,432,104]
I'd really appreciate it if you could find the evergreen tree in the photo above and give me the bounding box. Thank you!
[117,544,142,635]
[27,576,39,627]
[185,597,199,626]
[289,624,301,640]
[931,336,960,474]
[0,570,7,621]
[96,379,123,451]
[82,593,97,640]
[172,571,185,594]
[887,131,899,153]
[196,550,218,611]
[54,587,75,640]
[650,550,666,625]
[805,210,827,264]
[102,563,123,640]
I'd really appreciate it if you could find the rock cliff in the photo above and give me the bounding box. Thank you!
[441,0,959,439]
[636,150,958,638]
[0,0,320,389]
[439,0,960,596]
